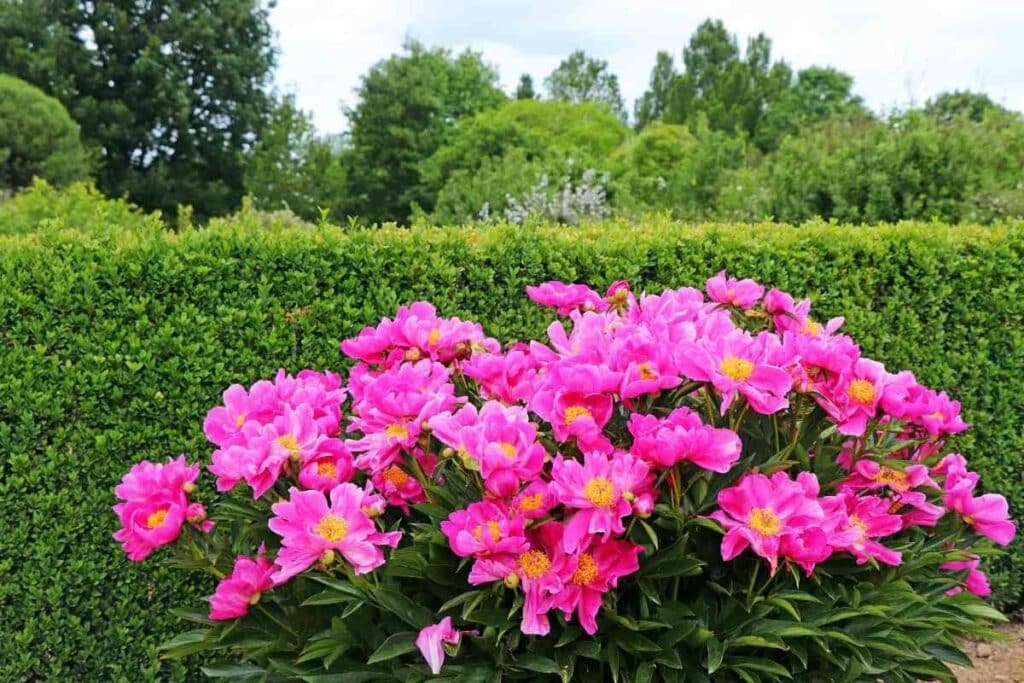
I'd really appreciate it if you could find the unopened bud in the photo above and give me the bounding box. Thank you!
[622,491,636,503]
[404,347,422,362]
[441,447,456,458]
[182,482,197,494]
[503,573,520,589]
[186,510,206,525]
[320,549,336,567]
[420,420,433,433]
[248,592,262,606]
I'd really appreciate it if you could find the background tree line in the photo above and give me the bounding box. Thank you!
[1,3,1021,226]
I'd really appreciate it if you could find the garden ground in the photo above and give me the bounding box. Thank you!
[945,622,1024,681]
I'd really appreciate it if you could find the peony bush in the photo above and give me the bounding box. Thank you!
[115,274,1014,681]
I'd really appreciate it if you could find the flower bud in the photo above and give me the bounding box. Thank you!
[248,592,262,606]
[441,447,455,458]
[503,573,520,589]
[182,482,197,494]
[404,347,422,362]
[320,549,336,567]
[622,491,636,503]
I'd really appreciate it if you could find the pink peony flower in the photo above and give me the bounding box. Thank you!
[113,455,206,561]
[512,480,558,520]
[941,556,992,597]
[268,484,402,583]
[208,547,277,620]
[202,381,279,448]
[675,326,792,414]
[943,480,1016,546]
[552,536,642,635]
[416,616,470,675]
[526,281,608,316]
[551,451,652,552]
[627,407,742,472]
[441,500,529,558]
[822,493,903,566]
[711,472,826,574]
[706,270,764,309]
[531,389,614,453]
[460,343,540,404]
[297,446,355,492]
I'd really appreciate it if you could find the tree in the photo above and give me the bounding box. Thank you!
[925,90,1006,123]
[515,73,536,100]
[756,66,870,150]
[345,39,506,224]
[244,94,350,221]
[0,73,89,190]
[0,0,276,219]
[544,49,626,120]
[634,51,677,130]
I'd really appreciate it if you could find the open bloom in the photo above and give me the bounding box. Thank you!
[822,493,903,566]
[944,479,1016,546]
[113,456,207,561]
[552,536,643,634]
[711,472,826,574]
[627,407,741,472]
[416,617,470,675]
[209,548,277,620]
[441,500,529,558]
[551,451,652,552]
[268,484,402,583]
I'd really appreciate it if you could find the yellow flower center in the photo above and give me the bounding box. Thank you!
[498,441,517,459]
[873,466,909,491]
[801,319,822,336]
[926,411,944,421]
[234,412,247,428]
[382,465,410,487]
[849,514,868,537]
[473,520,502,543]
[638,362,658,380]
[720,356,754,381]
[748,507,781,536]
[315,514,349,543]
[564,405,592,424]
[316,461,337,479]
[847,379,876,405]
[146,508,169,529]
[583,477,616,507]
[427,328,441,346]
[518,493,543,512]
[571,553,599,585]
[517,550,551,579]
[385,423,409,439]
[275,434,300,458]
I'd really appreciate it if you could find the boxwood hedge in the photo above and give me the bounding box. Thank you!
[2,216,1023,679]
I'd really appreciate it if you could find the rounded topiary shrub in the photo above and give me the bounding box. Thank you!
[0,73,90,191]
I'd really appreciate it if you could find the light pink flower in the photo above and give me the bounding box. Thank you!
[416,617,469,675]
[268,484,402,583]
[209,547,278,620]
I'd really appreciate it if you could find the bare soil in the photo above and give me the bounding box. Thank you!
[946,622,1024,682]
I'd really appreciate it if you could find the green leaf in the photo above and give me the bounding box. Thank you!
[201,663,267,678]
[706,637,724,674]
[366,631,418,664]
[513,653,560,674]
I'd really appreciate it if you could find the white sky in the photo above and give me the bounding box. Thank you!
[270,0,1024,134]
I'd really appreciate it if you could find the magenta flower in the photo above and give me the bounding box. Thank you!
[461,343,540,404]
[531,389,614,452]
[943,479,1016,546]
[113,456,207,561]
[711,472,826,574]
[202,381,279,448]
[941,556,992,597]
[706,270,764,309]
[627,407,742,472]
[441,500,529,559]
[297,446,355,493]
[551,451,652,552]
[512,481,558,520]
[370,459,428,514]
[209,548,278,620]
[526,281,608,316]
[675,327,791,414]
[552,536,642,634]
[268,484,402,583]
[416,616,470,675]
[839,459,937,495]
[822,493,903,566]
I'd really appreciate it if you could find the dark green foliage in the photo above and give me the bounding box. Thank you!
[544,49,627,120]
[345,39,507,224]
[2,201,1024,677]
[0,73,89,189]
[0,0,277,219]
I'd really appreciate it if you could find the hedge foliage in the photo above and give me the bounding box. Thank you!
[2,203,1024,678]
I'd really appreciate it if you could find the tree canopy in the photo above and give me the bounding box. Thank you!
[545,49,627,120]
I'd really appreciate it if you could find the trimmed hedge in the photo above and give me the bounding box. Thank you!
[2,215,1024,678]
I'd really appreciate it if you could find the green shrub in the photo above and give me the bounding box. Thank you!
[2,208,1024,678]
[0,178,164,237]
[0,74,90,190]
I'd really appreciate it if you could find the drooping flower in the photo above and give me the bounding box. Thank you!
[706,270,764,309]
[711,472,826,574]
[208,547,277,620]
[941,556,992,597]
[551,451,652,552]
[627,407,741,472]
[268,484,402,583]
[943,479,1016,546]
[416,617,470,675]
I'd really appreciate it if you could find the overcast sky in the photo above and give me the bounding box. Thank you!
[270,0,1024,134]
